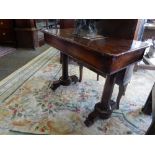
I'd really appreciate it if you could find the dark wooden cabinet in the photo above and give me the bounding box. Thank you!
[14,19,59,48]
[0,19,16,46]
[14,19,39,48]
[0,19,39,48]
[0,19,55,48]
[60,19,75,29]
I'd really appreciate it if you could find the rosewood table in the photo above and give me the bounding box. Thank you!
[42,28,148,127]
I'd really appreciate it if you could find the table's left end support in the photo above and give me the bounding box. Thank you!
[50,75,78,91]
[50,53,79,91]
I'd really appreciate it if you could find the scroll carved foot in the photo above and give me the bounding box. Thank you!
[70,75,79,84]
[84,101,117,127]
[50,75,79,91]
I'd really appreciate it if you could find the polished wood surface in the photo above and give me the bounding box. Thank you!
[50,53,79,91]
[14,19,39,48]
[43,29,148,75]
[142,83,155,135]
[60,19,138,40]
[58,20,141,109]
[14,19,36,28]
[96,19,138,40]
[0,19,39,48]
[43,27,148,126]
[0,20,14,28]
[142,89,152,115]
[0,19,16,46]
[60,19,75,29]
[59,19,83,82]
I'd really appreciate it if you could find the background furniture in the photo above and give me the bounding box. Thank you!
[0,19,16,46]
[0,19,41,48]
[142,83,155,135]
[0,19,58,49]
[60,19,74,29]
[134,19,155,71]
[14,19,39,48]
[35,19,60,47]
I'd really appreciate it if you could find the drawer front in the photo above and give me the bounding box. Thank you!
[0,20,13,29]
[0,29,14,42]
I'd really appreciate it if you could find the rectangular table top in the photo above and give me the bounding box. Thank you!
[42,28,149,74]
[43,28,148,56]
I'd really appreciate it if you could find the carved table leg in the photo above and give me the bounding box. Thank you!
[97,74,99,81]
[142,89,152,115]
[116,84,128,109]
[84,74,117,127]
[145,120,155,135]
[79,65,83,82]
[50,53,78,91]
[143,83,155,134]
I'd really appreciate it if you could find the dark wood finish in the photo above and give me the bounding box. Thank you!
[0,19,48,48]
[60,19,75,29]
[97,74,99,81]
[0,20,14,28]
[145,120,155,135]
[142,89,152,115]
[59,19,83,83]
[44,29,147,75]
[0,29,15,42]
[96,19,138,40]
[14,19,39,48]
[85,74,117,126]
[43,28,148,126]
[50,53,78,91]
[142,83,155,135]
[79,65,83,82]
[14,20,36,28]
[59,20,137,92]
[74,20,141,107]
[0,20,16,46]
[57,19,143,109]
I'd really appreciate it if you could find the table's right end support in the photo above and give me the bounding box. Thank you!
[84,74,117,127]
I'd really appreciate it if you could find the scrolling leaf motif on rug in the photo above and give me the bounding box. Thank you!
[0,47,153,135]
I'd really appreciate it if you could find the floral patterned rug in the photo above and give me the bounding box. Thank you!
[0,47,154,135]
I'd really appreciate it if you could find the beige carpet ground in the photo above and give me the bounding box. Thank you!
[0,47,154,134]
